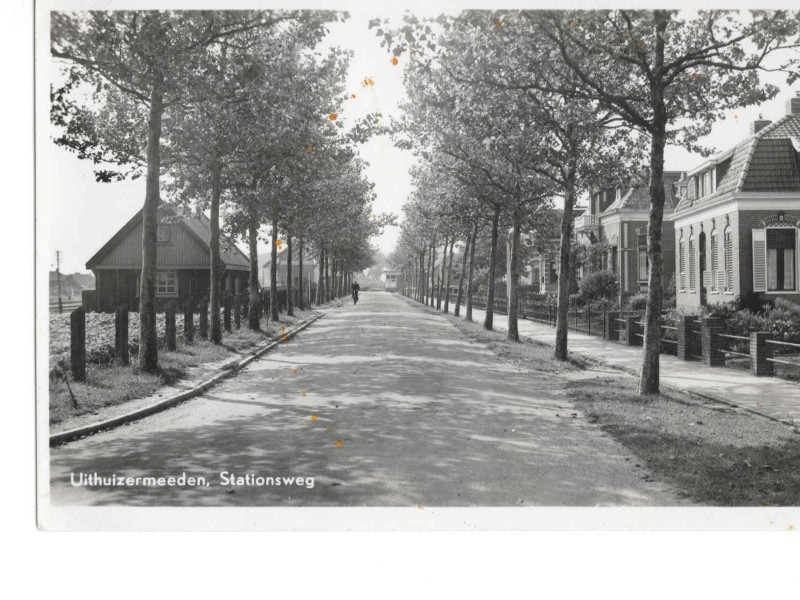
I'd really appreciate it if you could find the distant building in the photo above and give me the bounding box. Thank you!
[49,272,94,301]
[86,205,250,312]
[381,269,404,292]
[258,245,318,289]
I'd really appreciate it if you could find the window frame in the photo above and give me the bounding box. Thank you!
[636,233,648,283]
[156,224,171,244]
[155,270,179,297]
[765,227,798,293]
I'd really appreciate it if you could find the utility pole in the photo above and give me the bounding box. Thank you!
[56,250,63,314]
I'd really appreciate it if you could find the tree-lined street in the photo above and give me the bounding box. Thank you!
[50,292,681,506]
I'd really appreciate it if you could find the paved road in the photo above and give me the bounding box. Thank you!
[50,292,684,506]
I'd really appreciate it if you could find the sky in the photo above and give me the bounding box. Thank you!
[45,8,800,274]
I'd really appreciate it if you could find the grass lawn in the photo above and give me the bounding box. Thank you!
[49,309,318,426]
[566,377,800,506]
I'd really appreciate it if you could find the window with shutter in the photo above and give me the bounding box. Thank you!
[688,236,696,291]
[724,228,733,291]
[679,237,686,290]
[752,229,767,292]
[637,234,648,282]
[710,231,718,291]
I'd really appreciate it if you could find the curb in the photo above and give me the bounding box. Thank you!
[49,312,325,447]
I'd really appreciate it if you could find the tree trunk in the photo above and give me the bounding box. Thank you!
[437,236,448,310]
[138,80,163,372]
[298,238,304,311]
[508,206,521,342]
[247,205,260,330]
[639,111,668,394]
[454,225,473,317]
[484,206,500,331]
[208,163,223,344]
[270,212,279,322]
[419,249,426,303]
[325,252,330,302]
[429,238,437,307]
[316,245,324,306]
[444,236,455,313]
[554,173,577,361]
[286,231,294,317]
[466,222,478,322]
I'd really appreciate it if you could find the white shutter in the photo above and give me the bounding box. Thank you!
[752,229,767,292]
[717,271,726,290]
[702,271,712,288]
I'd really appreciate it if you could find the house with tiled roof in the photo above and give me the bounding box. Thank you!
[86,204,250,312]
[514,207,582,294]
[258,244,318,290]
[672,93,800,309]
[574,171,682,302]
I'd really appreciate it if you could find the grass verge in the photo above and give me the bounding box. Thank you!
[566,376,800,505]
[49,310,317,425]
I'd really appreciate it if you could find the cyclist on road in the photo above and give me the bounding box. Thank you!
[351,281,360,304]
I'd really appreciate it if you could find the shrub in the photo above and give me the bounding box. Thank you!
[628,292,648,311]
[577,270,619,308]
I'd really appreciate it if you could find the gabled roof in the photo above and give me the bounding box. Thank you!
[259,245,318,268]
[86,204,250,270]
[675,112,800,213]
[602,171,682,214]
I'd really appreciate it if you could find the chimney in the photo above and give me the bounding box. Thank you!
[750,113,771,134]
[787,91,800,116]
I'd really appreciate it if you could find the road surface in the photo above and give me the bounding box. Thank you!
[49,291,683,506]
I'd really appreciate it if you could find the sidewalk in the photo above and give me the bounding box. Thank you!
[421,296,800,425]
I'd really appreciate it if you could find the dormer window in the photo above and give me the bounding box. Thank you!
[697,167,717,198]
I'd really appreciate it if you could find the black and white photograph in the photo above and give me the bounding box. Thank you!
[33,0,800,535]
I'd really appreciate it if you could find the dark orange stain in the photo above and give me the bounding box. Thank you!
[301,391,308,397]
[391,56,399,65]
[310,414,317,421]
[329,113,337,120]
[335,440,343,448]
[351,93,356,99]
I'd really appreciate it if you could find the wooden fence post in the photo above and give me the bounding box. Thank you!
[70,306,86,382]
[166,303,177,351]
[199,301,208,340]
[184,304,194,344]
[234,294,241,329]
[224,294,232,332]
[115,304,129,366]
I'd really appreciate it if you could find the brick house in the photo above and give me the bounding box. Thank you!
[574,171,681,302]
[672,94,800,310]
[517,208,577,294]
[86,205,250,312]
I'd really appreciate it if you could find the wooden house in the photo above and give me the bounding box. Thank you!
[86,205,250,312]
